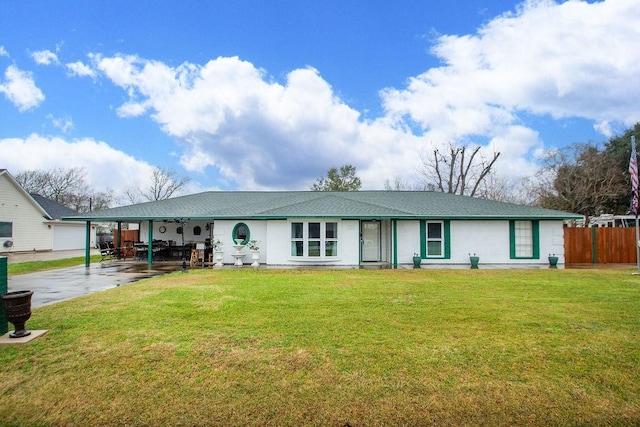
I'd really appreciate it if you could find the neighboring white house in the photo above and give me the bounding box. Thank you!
[64,191,582,268]
[0,169,96,253]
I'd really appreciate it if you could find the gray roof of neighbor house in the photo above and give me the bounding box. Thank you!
[62,191,582,222]
[30,194,78,220]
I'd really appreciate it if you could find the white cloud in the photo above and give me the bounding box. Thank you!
[66,61,97,78]
[0,46,8,57]
[81,0,640,190]
[0,65,45,111]
[32,49,59,65]
[381,0,640,175]
[91,54,423,189]
[47,114,74,133]
[0,134,157,198]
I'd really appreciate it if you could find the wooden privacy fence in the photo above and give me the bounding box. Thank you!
[564,227,638,264]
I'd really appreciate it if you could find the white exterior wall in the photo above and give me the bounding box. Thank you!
[0,174,52,253]
[137,217,566,268]
[407,219,566,267]
[395,220,422,265]
[208,219,361,266]
[266,219,360,266]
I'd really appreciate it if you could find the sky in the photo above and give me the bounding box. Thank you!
[1,0,639,202]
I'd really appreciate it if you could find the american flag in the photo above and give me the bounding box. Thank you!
[630,135,638,215]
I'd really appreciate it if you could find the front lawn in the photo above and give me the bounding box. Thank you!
[1,269,638,425]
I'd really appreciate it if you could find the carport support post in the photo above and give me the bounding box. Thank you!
[0,257,8,334]
[116,222,122,259]
[147,220,153,265]
[85,221,92,267]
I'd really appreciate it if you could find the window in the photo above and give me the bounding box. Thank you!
[420,220,450,259]
[291,221,338,258]
[0,222,12,238]
[232,223,250,245]
[510,220,539,259]
[426,221,443,257]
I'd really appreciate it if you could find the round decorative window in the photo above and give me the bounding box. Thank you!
[176,226,183,235]
[232,222,250,245]
[159,225,166,234]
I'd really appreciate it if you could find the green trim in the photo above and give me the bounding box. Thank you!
[419,220,426,258]
[509,220,540,259]
[85,221,91,267]
[444,220,451,259]
[392,220,398,268]
[509,221,516,259]
[232,222,251,245]
[422,220,449,259]
[147,220,153,265]
[532,220,540,259]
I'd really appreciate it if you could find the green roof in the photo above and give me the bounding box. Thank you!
[62,191,582,222]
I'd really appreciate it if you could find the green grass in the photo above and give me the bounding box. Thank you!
[7,256,101,276]
[1,268,639,426]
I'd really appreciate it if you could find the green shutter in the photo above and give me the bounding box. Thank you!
[420,220,426,259]
[532,220,540,259]
[509,221,516,259]
[509,220,539,259]
[444,220,451,259]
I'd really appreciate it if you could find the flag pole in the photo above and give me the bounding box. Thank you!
[632,135,640,274]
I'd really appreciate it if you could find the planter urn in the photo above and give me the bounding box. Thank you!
[214,250,224,268]
[469,256,480,269]
[251,250,260,268]
[548,256,559,268]
[412,256,422,268]
[1,290,34,338]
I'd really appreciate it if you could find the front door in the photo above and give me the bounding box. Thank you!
[361,221,381,262]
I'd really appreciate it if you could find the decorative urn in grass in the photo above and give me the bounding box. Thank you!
[1,290,34,338]
[548,254,559,268]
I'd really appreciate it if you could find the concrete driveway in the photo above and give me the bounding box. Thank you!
[5,250,182,308]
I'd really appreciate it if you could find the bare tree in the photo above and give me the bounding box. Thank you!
[15,167,115,212]
[383,177,422,191]
[475,174,532,204]
[418,143,500,197]
[530,143,627,220]
[126,167,191,203]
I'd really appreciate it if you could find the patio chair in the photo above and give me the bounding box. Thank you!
[99,242,114,262]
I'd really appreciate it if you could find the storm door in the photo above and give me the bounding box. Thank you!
[361,220,381,262]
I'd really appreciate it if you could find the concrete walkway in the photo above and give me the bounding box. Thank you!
[4,250,181,308]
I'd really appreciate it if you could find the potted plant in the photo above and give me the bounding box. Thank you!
[469,253,479,269]
[212,239,224,268]
[412,253,422,268]
[548,253,559,268]
[247,240,260,267]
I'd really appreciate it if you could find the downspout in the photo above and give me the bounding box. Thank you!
[85,221,91,267]
[147,220,153,265]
